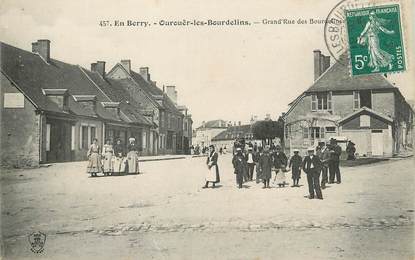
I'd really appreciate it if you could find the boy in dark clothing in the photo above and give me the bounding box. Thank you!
[289,149,302,187]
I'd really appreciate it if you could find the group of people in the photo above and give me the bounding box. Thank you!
[86,137,141,177]
[203,138,343,200]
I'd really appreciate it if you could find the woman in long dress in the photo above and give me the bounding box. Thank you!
[358,11,395,72]
[112,139,126,175]
[87,138,101,177]
[126,137,140,174]
[203,145,220,188]
[102,139,114,176]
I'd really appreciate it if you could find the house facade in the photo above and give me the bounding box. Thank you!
[283,50,413,157]
[211,123,262,151]
[192,120,229,147]
[1,39,192,167]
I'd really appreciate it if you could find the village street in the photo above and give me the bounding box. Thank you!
[1,155,414,259]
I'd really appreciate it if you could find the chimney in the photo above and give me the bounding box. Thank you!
[314,50,331,81]
[139,67,151,82]
[32,39,50,62]
[121,59,131,74]
[91,61,106,77]
[165,85,177,104]
[313,50,322,81]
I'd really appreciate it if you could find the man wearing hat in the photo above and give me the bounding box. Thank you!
[232,147,247,188]
[258,145,273,188]
[328,138,342,184]
[317,141,331,189]
[289,149,302,187]
[244,146,258,181]
[302,147,323,199]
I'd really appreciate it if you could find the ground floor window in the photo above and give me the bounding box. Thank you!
[81,126,88,149]
[167,132,173,149]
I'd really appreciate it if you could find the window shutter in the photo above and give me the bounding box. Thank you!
[353,91,360,110]
[46,124,51,152]
[303,127,309,138]
[328,92,333,111]
[320,127,325,139]
[311,94,317,111]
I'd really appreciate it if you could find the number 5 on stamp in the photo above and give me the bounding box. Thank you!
[345,4,406,76]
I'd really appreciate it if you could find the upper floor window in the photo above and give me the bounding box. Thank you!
[311,92,332,112]
[354,90,372,110]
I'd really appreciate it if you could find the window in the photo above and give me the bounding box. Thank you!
[353,91,360,110]
[310,127,321,139]
[90,126,96,144]
[325,126,336,133]
[46,124,51,151]
[359,90,372,108]
[167,132,173,149]
[142,131,147,149]
[303,127,309,138]
[311,92,332,112]
[360,114,370,127]
[81,126,88,149]
[71,125,76,150]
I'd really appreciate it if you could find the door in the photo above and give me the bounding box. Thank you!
[47,120,72,162]
[371,130,383,156]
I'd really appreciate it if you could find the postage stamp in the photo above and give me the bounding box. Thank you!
[345,4,406,76]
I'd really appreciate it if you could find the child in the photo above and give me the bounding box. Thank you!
[289,149,302,187]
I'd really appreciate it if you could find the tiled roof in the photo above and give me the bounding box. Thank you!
[197,120,228,129]
[338,106,393,124]
[0,41,125,122]
[305,53,396,93]
[129,70,181,115]
[212,124,253,141]
[81,68,154,126]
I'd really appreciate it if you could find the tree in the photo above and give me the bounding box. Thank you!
[252,119,284,146]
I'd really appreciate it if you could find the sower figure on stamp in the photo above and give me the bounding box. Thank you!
[302,147,323,200]
[232,147,247,189]
[328,138,342,184]
[203,145,220,189]
[258,145,273,188]
[245,146,258,181]
[289,149,302,187]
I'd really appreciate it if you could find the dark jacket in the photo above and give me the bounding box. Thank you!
[272,152,288,168]
[232,154,247,174]
[330,145,342,162]
[127,143,141,152]
[113,144,125,157]
[289,154,302,169]
[302,155,321,173]
[206,151,218,167]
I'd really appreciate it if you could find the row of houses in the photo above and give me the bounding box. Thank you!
[1,40,193,167]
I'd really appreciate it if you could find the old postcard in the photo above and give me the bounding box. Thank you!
[0,0,414,259]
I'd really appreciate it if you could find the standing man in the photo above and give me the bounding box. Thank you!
[302,147,323,200]
[258,145,273,188]
[317,142,331,189]
[329,138,342,184]
[245,146,258,181]
[232,148,247,189]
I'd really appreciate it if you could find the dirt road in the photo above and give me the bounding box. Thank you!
[1,155,414,259]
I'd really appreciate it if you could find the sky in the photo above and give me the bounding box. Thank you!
[1,0,414,127]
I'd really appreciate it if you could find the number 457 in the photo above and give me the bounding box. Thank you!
[354,55,368,70]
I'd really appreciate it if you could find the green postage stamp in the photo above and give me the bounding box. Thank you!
[345,4,406,76]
